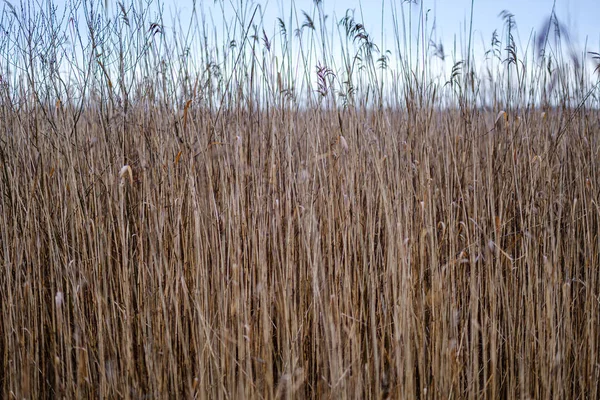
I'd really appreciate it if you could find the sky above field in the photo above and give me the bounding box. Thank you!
[160,0,600,49]
[150,0,600,74]
[41,0,600,68]
[26,0,599,93]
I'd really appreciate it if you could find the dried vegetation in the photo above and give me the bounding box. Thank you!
[1,0,599,398]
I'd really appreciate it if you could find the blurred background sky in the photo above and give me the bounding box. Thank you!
[36,0,599,90]
[149,0,600,72]
[44,0,600,65]
[161,0,599,50]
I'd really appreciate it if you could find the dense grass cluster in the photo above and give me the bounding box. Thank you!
[1,0,599,398]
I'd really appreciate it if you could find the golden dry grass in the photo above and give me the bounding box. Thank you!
[1,0,599,398]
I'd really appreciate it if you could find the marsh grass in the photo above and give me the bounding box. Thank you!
[1,0,599,398]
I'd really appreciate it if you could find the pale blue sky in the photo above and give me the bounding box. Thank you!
[47,0,600,64]
[150,0,599,74]
[162,0,599,50]
[32,0,599,97]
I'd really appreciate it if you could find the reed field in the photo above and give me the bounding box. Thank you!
[1,0,599,398]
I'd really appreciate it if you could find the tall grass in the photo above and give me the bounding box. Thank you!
[1,0,599,398]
